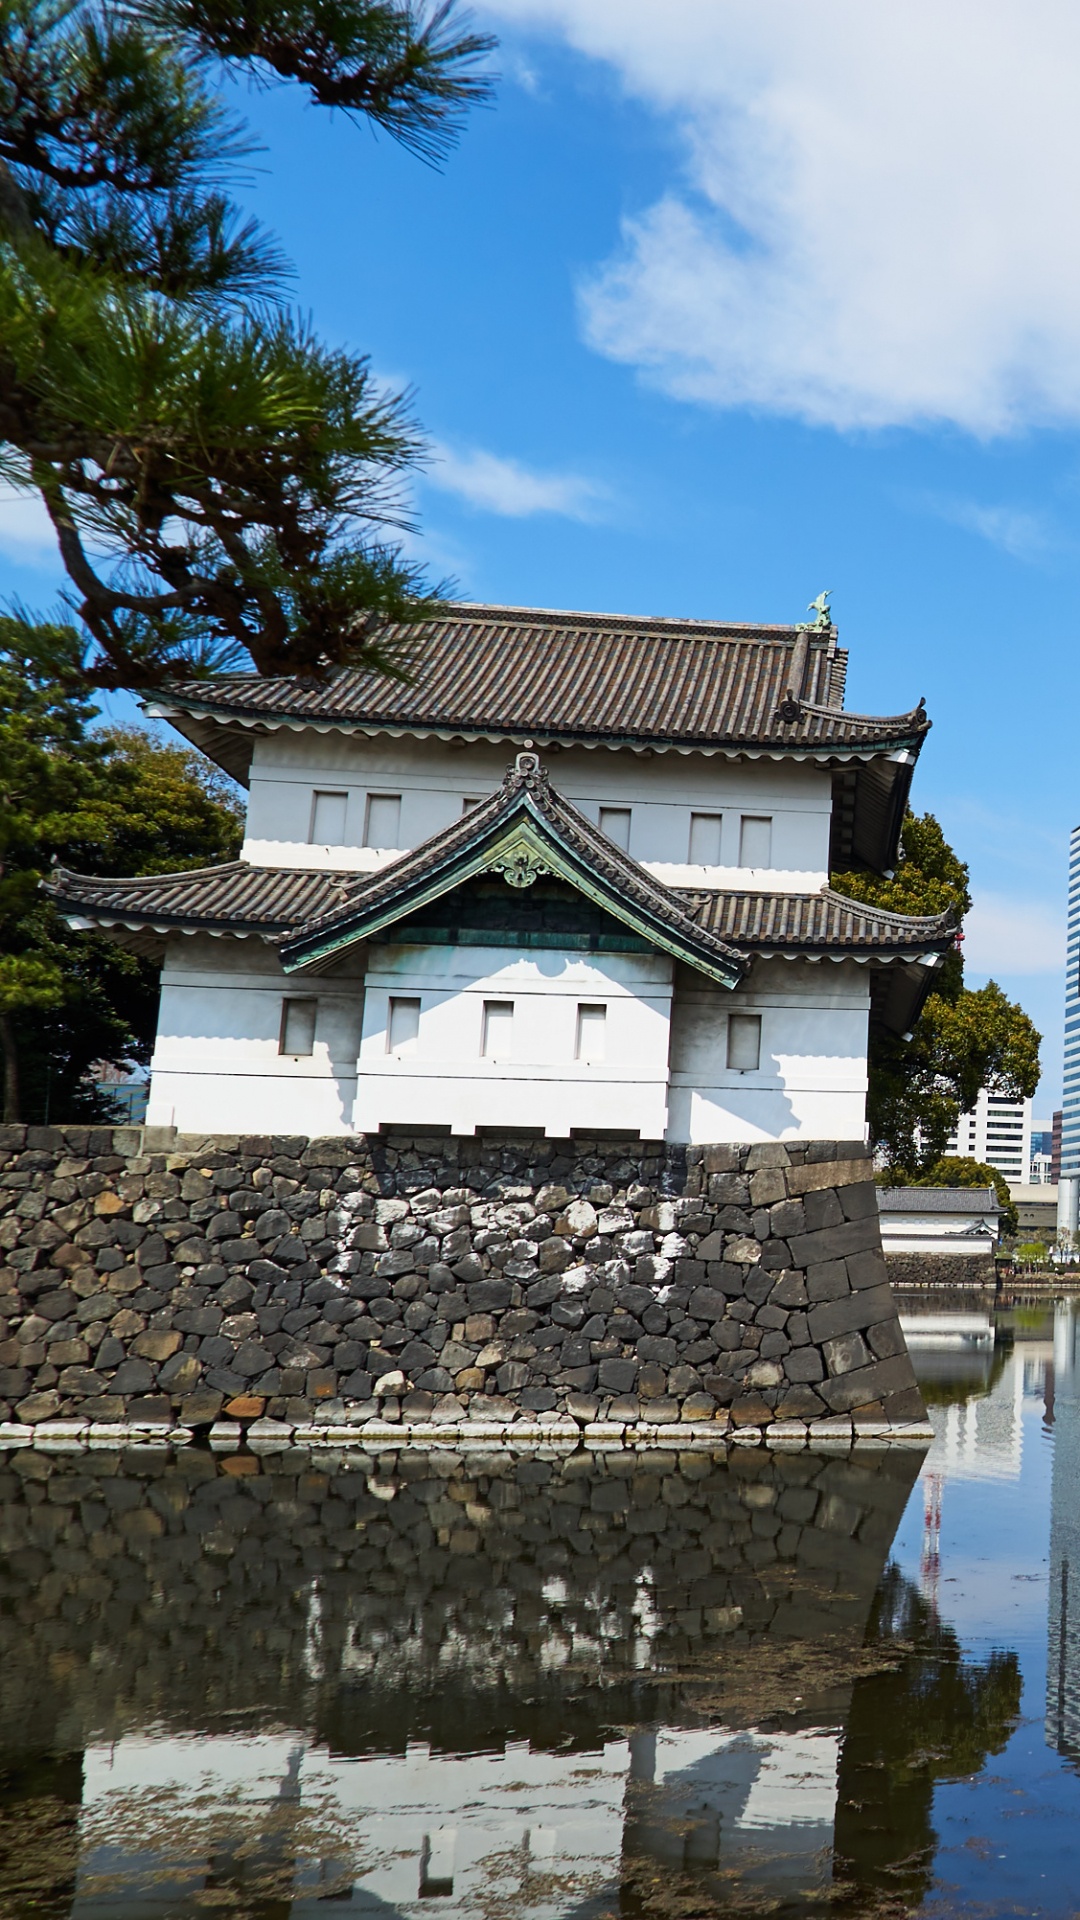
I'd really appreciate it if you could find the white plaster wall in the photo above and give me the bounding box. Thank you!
[145,935,366,1136]
[354,943,673,1138]
[142,939,876,1146]
[666,957,871,1144]
[240,732,832,891]
[880,1230,996,1254]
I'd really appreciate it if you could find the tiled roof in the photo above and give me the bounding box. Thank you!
[47,860,349,935]
[48,863,954,960]
[680,887,954,954]
[878,1187,1001,1214]
[147,603,929,755]
[279,756,748,986]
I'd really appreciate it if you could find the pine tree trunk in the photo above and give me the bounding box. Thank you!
[0,1012,20,1123]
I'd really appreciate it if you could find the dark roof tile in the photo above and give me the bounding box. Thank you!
[148,604,928,754]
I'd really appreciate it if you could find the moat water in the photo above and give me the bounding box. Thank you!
[1,1299,1079,1918]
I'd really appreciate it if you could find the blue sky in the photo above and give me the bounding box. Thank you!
[1,0,1074,1108]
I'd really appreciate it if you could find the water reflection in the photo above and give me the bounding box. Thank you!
[0,1428,1029,1920]
[1048,1301,1080,1770]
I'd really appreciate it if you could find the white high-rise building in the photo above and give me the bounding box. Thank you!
[946,1087,1032,1186]
[1063,825,1080,1185]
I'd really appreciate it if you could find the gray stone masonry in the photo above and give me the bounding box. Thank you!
[884,1252,997,1288]
[0,1124,928,1439]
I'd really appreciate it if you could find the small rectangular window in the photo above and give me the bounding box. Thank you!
[462,795,484,813]
[576,1003,607,1063]
[482,1000,514,1060]
[387,996,420,1056]
[280,999,317,1056]
[598,806,631,851]
[739,815,772,867]
[310,791,347,844]
[364,793,402,849]
[727,1013,762,1072]
[688,812,723,864]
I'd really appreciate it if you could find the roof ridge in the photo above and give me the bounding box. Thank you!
[821,885,956,931]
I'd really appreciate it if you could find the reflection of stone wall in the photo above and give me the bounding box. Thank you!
[0,1443,921,1763]
[0,1124,925,1435]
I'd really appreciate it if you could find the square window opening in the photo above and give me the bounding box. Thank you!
[309,791,347,845]
[482,999,514,1060]
[598,806,631,852]
[364,793,402,849]
[727,1013,762,1072]
[280,998,317,1056]
[462,795,484,813]
[387,996,420,1057]
[739,815,772,868]
[576,1003,607,1063]
[688,812,723,865]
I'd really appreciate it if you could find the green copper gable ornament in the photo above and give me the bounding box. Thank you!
[796,590,832,632]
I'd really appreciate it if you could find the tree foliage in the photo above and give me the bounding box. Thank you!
[833,811,1041,1174]
[0,0,495,689]
[0,615,242,1121]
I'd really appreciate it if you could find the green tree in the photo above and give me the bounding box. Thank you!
[0,0,495,690]
[834,811,1040,1172]
[0,616,242,1121]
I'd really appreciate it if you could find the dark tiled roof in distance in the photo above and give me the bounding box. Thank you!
[148,603,929,753]
[878,1187,1000,1214]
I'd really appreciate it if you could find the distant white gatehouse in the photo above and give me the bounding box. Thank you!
[52,605,953,1141]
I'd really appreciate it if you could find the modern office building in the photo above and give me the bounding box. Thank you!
[1059,829,1080,1242]
[947,1088,1033,1186]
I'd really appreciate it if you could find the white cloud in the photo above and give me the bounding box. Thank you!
[0,484,59,566]
[917,494,1056,562]
[426,441,606,518]
[963,893,1065,975]
[486,0,1080,433]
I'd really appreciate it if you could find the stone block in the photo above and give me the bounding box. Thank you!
[224,1395,265,1418]
[785,1159,871,1194]
[807,1282,896,1345]
[15,1390,62,1422]
[745,1143,792,1169]
[845,1248,891,1291]
[179,1388,224,1425]
[805,1259,851,1303]
[784,1348,825,1383]
[112,1358,155,1393]
[786,1215,881,1269]
[638,1363,668,1398]
[867,1318,907,1360]
[823,1332,871,1377]
[817,1355,917,1412]
[598,1358,637,1394]
[802,1188,843,1231]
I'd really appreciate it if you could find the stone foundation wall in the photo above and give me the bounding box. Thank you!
[0,1125,926,1439]
[884,1252,997,1289]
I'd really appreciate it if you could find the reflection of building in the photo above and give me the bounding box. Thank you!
[1047,1302,1080,1765]
[0,1446,925,1918]
[947,1088,1032,1185]
[900,1300,1056,1482]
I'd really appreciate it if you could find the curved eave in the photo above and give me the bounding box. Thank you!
[147,698,928,773]
[281,806,748,991]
